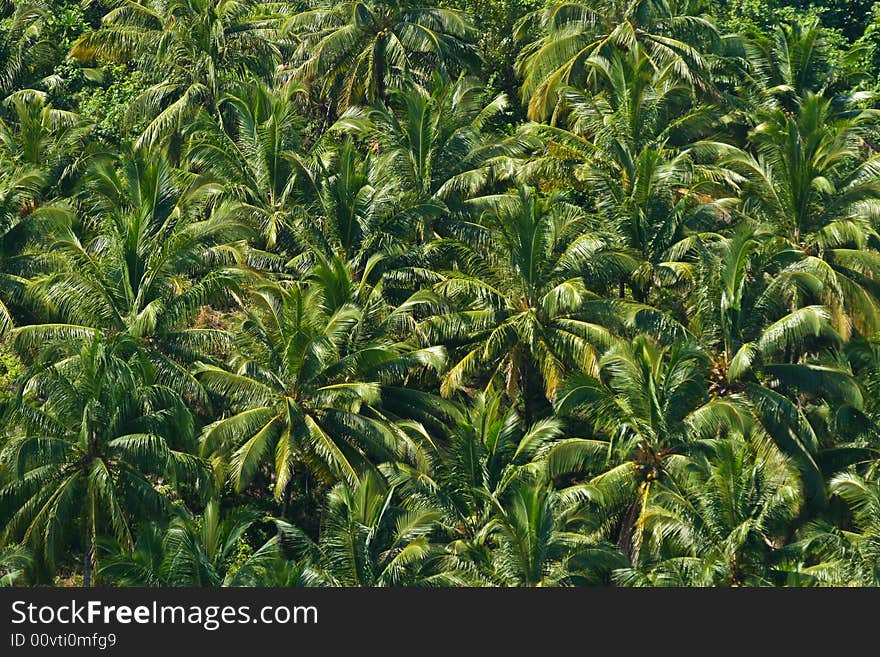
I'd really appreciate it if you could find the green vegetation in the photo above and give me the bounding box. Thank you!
[3,0,880,587]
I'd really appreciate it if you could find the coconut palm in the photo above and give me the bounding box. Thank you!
[283,0,479,114]
[186,80,311,254]
[191,91,419,276]
[686,223,865,505]
[0,168,68,336]
[480,471,625,586]
[522,47,731,302]
[421,184,635,416]
[17,148,250,406]
[515,0,718,120]
[840,336,880,452]
[553,333,751,559]
[289,139,434,275]
[740,19,839,113]
[615,437,801,586]
[198,271,448,501]
[717,88,880,336]
[0,544,33,586]
[274,471,469,586]
[322,141,415,264]
[0,89,93,195]
[98,499,265,586]
[0,90,90,334]
[0,335,207,585]
[321,76,534,272]
[69,0,281,149]
[783,473,880,586]
[338,75,532,211]
[0,1,58,93]
[387,391,576,560]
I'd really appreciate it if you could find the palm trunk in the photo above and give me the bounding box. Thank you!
[83,526,94,587]
[375,37,386,103]
[280,478,293,519]
[82,543,91,587]
[519,360,533,427]
[83,493,96,587]
[617,485,648,565]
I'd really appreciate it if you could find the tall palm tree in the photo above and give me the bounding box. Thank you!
[324,76,533,274]
[186,80,310,254]
[198,272,448,500]
[515,0,718,120]
[339,75,532,212]
[0,1,58,93]
[0,335,207,585]
[740,19,839,113]
[615,437,801,586]
[784,473,880,586]
[285,139,428,274]
[69,0,281,149]
[389,395,627,585]
[522,47,731,302]
[18,148,250,405]
[686,223,866,505]
[0,89,93,195]
[283,0,479,114]
[553,334,749,559]
[274,471,469,586]
[0,90,92,335]
[0,170,67,336]
[99,499,263,586]
[388,391,579,562]
[0,544,33,586]
[481,472,625,585]
[714,24,880,336]
[421,184,634,415]
[192,91,428,278]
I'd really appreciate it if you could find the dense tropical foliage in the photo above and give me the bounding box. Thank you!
[3,0,880,587]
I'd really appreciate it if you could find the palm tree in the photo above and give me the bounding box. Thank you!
[553,334,750,559]
[715,24,880,336]
[322,76,534,274]
[0,89,93,195]
[0,89,94,331]
[481,472,624,585]
[301,140,412,268]
[615,437,801,586]
[723,93,880,336]
[387,391,574,559]
[0,544,33,586]
[0,335,207,585]
[515,0,718,120]
[522,47,731,302]
[198,272,448,501]
[189,85,426,274]
[69,0,281,149]
[0,1,58,93]
[186,80,310,254]
[18,148,250,406]
[283,0,479,114]
[421,184,634,416]
[0,90,90,335]
[274,471,468,586]
[686,223,866,505]
[339,75,532,211]
[0,170,67,336]
[99,499,265,586]
[840,336,880,453]
[783,473,880,586]
[740,19,840,113]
